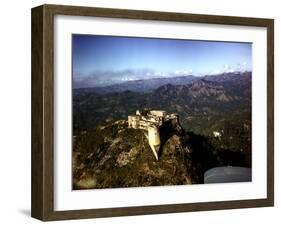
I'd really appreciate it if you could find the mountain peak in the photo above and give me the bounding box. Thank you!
[73,120,199,189]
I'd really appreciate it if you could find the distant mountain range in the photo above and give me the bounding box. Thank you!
[74,72,251,95]
[73,72,251,136]
[74,75,196,94]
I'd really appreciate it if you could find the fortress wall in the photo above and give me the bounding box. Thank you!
[128,110,181,160]
[148,127,160,146]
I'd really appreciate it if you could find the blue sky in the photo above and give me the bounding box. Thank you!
[72,34,252,88]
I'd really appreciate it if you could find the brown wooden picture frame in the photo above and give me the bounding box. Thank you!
[31,4,274,221]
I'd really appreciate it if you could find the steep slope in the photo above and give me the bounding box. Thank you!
[73,119,250,189]
[73,120,203,189]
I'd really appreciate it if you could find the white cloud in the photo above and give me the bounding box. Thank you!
[174,69,192,76]
[209,69,221,75]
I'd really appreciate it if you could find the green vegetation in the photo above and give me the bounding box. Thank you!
[72,73,252,189]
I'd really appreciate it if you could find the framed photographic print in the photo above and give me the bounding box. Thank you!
[31,4,274,221]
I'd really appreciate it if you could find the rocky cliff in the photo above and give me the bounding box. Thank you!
[72,120,215,189]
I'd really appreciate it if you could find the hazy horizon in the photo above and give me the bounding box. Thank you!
[72,34,252,88]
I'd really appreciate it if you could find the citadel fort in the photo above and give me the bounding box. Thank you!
[128,109,183,160]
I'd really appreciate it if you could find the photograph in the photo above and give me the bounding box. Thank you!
[72,34,252,190]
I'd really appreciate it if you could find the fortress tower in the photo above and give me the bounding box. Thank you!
[128,109,182,160]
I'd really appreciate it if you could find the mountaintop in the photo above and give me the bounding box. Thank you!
[73,119,249,189]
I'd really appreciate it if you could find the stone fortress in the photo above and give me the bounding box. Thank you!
[128,109,182,160]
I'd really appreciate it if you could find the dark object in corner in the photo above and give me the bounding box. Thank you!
[204,166,251,183]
